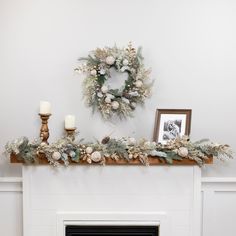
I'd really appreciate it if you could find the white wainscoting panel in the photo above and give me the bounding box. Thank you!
[202,177,236,236]
[0,177,23,236]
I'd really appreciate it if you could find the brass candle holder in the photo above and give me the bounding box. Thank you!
[39,113,51,144]
[65,127,76,141]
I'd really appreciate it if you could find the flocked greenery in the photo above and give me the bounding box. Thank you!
[4,135,233,167]
[75,43,153,120]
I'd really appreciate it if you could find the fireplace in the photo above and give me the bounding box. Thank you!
[23,166,201,236]
[65,226,159,236]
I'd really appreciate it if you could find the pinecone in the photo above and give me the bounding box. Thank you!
[101,136,110,144]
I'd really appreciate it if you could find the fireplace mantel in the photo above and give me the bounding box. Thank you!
[10,153,213,165]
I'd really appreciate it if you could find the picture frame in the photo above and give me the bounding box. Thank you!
[153,109,192,144]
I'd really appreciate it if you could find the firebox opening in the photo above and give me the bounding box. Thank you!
[66,225,159,236]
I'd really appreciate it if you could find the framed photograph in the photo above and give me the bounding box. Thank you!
[153,109,192,143]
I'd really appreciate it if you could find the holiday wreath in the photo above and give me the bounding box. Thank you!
[75,43,153,119]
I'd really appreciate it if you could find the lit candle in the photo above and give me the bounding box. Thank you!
[65,115,76,129]
[39,101,51,114]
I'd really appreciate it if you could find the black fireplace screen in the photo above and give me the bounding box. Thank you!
[66,225,159,236]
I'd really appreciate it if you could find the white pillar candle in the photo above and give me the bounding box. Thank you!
[65,115,76,129]
[40,101,51,114]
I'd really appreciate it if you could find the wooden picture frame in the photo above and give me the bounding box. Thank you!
[153,109,192,143]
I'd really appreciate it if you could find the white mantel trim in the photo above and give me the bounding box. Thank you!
[191,167,202,236]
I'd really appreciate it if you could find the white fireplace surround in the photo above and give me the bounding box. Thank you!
[22,165,201,236]
[2,176,236,236]
[56,212,167,236]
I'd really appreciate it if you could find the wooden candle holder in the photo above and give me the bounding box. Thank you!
[65,127,76,141]
[39,113,51,144]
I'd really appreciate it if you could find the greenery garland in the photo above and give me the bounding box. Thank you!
[5,136,233,167]
[75,43,153,119]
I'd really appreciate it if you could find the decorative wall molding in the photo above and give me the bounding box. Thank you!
[202,177,236,183]
[202,177,236,193]
[1,176,236,193]
[201,177,236,236]
[0,177,22,192]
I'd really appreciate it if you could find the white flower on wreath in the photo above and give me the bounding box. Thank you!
[135,80,143,88]
[106,93,115,99]
[99,68,106,75]
[97,92,103,98]
[105,56,115,65]
[120,66,129,72]
[144,89,151,97]
[111,101,119,110]
[122,97,130,104]
[90,69,97,76]
[131,102,136,108]
[123,59,129,66]
[105,97,111,104]
[101,85,109,93]
[129,91,139,97]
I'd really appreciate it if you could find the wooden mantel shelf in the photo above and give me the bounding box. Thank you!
[10,153,213,166]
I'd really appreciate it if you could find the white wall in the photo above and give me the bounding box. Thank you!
[0,0,236,177]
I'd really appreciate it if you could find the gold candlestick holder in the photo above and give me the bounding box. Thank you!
[39,113,51,144]
[65,127,76,141]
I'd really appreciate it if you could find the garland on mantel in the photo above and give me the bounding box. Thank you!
[4,135,233,167]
